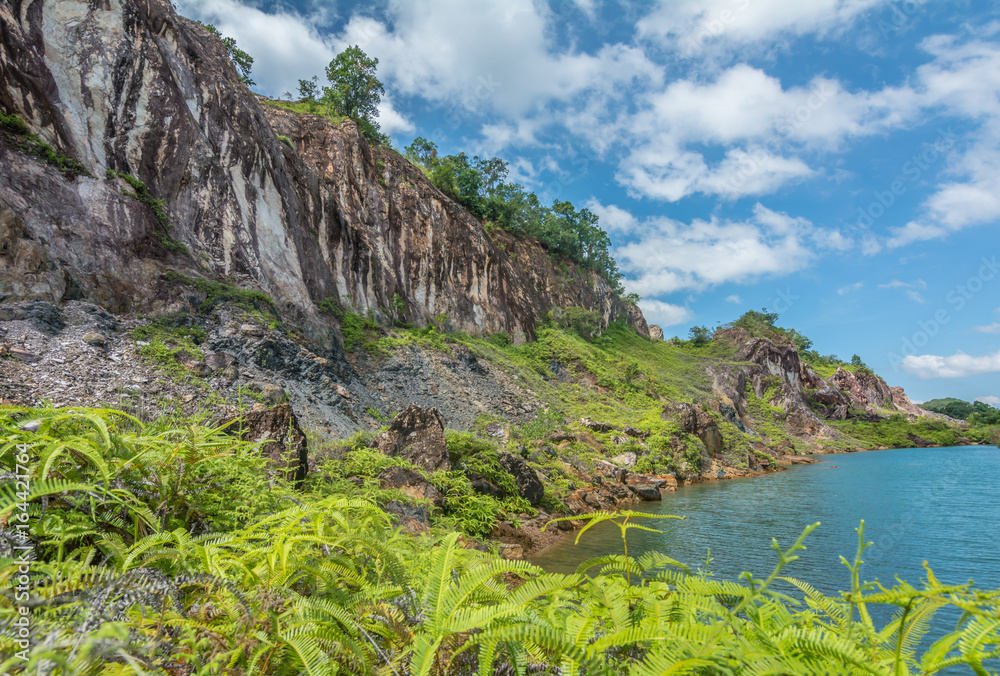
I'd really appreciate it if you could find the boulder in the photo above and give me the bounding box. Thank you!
[611,451,637,468]
[376,405,451,472]
[580,417,614,432]
[383,500,431,533]
[628,484,662,501]
[378,466,445,508]
[204,351,234,372]
[81,332,106,347]
[218,404,308,485]
[649,324,664,341]
[498,452,545,505]
[622,425,648,438]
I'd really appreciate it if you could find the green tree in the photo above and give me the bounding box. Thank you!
[689,325,711,345]
[324,45,385,141]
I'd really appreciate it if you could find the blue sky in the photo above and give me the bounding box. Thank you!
[173,0,1000,405]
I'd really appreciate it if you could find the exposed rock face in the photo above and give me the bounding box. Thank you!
[661,402,723,455]
[711,334,825,437]
[0,0,645,342]
[218,404,308,485]
[890,387,940,419]
[498,452,544,505]
[648,325,664,340]
[376,405,451,472]
[831,367,894,409]
[809,386,853,420]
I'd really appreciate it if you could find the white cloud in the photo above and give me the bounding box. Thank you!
[376,97,414,134]
[586,201,638,234]
[838,281,864,295]
[725,295,742,304]
[888,36,1000,247]
[334,0,661,117]
[612,202,824,295]
[973,322,1000,334]
[902,349,1000,379]
[878,279,927,289]
[977,395,1000,407]
[174,0,338,98]
[637,300,694,327]
[906,290,926,304]
[614,65,918,201]
[636,0,890,54]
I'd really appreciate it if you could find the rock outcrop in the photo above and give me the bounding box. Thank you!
[218,404,308,485]
[0,0,645,344]
[376,405,451,472]
[661,402,723,455]
[498,452,545,505]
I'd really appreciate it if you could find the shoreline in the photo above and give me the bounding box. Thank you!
[521,441,996,560]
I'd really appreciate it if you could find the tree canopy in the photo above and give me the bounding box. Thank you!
[404,138,626,295]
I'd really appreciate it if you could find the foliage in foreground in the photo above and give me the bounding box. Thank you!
[1,407,998,675]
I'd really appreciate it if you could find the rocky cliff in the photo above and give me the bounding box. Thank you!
[0,0,643,347]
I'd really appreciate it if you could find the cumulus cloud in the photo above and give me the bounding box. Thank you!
[333,0,661,117]
[902,349,1000,379]
[637,300,694,327]
[977,395,1000,407]
[609,203,826,296]
[888,36,1000,247]
[973,322,1000,334]
[173,0,338,97]
[613,65,918,201]
[636,0,890,54]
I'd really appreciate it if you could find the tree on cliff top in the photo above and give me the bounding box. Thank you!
[324,46,386,144]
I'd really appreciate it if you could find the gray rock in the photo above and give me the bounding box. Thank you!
[611,451,637,468]
[628,484,662,501]
[204,351,234,372]
[649,325,664,340]
[19,420,42,433]
[81,332,106,347]
[240,324,264,337]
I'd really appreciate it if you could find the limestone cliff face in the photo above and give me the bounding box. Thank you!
[0,0,644,344]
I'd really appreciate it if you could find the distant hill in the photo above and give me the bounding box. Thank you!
[922,398,1000,423]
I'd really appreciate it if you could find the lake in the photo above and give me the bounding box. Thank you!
[532,445,1000,604]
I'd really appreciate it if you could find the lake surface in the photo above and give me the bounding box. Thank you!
[532,445,1000,601]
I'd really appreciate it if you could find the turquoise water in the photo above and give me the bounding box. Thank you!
[531,445,1000,618]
